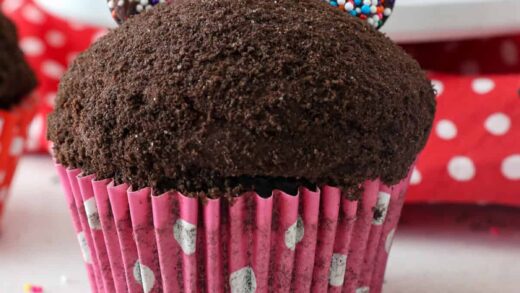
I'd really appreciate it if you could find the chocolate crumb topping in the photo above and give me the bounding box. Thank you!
[48,0,436,197]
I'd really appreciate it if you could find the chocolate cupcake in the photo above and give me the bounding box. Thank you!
[0,11,36,223]
[49,0,435,292]
[0,12,36,109]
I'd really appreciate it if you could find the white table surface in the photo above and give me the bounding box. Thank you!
[1,155,519,293]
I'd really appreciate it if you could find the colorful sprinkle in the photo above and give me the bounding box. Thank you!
[23,284,43,293]
[327,0,395,29]
[108,0,394,29]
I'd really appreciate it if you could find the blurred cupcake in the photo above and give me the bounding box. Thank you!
[0,11,36,223]
[48,0,435,292]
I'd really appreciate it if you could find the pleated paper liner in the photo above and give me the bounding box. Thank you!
[55,164,411,293]
[0,99,36,224]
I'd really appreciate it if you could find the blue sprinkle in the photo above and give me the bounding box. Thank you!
[350,10,358,16]
[329,1,338,6]
[354,0,361,5]
[361,5,371,14]
[151,0,160,4]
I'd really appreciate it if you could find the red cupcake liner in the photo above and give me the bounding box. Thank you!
[0,99,36,224]
[55,164,411,293]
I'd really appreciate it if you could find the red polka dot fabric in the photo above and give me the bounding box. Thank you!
[2,0,519,206]
[1,0,106,152]
[407,73,520,206]
[404,35,520,206]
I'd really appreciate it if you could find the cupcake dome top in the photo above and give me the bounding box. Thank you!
[48,0,435,197]
[0,12,36,109]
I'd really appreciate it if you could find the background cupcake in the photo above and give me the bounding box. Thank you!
[0,11,36,224]
[48,0,435,292]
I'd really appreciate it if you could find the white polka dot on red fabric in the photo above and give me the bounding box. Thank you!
[69,22,86,31]
[410,167,421,185]
[460,60,480,75]
[443,43,459,52]
[21,4,45,24]
[436,119,457,140]
[19,37,44,56]
[448,156,476,182]
[46,30,67,48]
[92,31,108,43]
[431,80,444,97]
[27,115,44,151]
[67,52,80,64]
[501,155,520,180]
[472,78,495,95]
[0,188,8,201]
[0,171,6,184]
[42,60,65,80]
[484,113,511,136]
[500,40,518,66]
[9,136,24,156]
[45,92,57,107]
[2,0,23,13]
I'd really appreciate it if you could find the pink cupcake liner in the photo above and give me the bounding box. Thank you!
[55,164,411,293]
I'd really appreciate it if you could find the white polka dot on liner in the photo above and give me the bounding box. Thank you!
[472,78,495,95]
[484,113,511,136]
[431,80,444,97]
[329,253,347,287]
[19,37,44,56]
[21,4,45,24]
[46,30,67,48]
[448,156,476,181]
[42,60,65,80]
[230,266,257,293]
[501,155,520,180]
[410,168,422,185]
[500,40,518,66]
[133,261,155,293]
[436,119,457,140]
